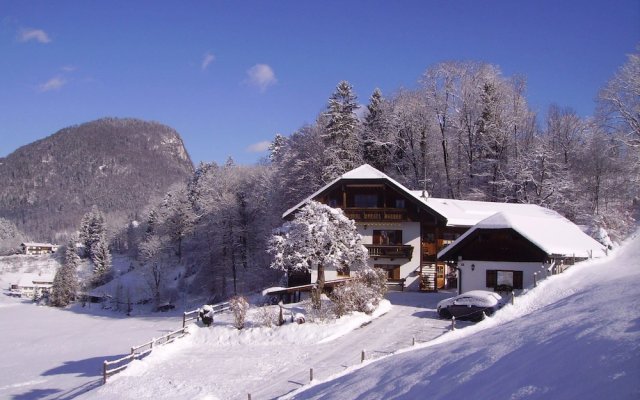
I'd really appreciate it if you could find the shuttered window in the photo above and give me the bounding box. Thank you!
[486,269,523,290]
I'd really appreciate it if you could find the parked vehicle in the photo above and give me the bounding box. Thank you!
[436,290,505,321]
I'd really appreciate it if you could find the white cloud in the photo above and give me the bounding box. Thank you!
[61,65,76,72]
[38,76,66,92]
[246,140,271,153]
[201,52,215,70]
[245,64,277,92]
[19,28,51,43]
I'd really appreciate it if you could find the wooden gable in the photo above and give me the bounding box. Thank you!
[438,228,548,262]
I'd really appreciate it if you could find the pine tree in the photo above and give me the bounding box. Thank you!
[91,234,112,286]
[51,240,80,307]
[322,81,363,180]
[361,88,391,171]
[79,206,107,259]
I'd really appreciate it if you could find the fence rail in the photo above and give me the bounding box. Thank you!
[183,301,231,327]
[103,326,188,383]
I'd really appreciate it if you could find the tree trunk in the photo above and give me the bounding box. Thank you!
[312,265,325,310]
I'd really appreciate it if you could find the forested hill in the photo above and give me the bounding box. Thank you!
[0,118,194,241]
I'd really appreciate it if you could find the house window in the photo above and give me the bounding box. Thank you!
[395,199,405,209]
[486,269,523,290]
[373,230,403,245]
[354,194,379,208]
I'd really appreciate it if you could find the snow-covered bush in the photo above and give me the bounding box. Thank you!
[256,305,278,328]
[230,296,250,330]
[330,268,387,317]
[302,297,335,323]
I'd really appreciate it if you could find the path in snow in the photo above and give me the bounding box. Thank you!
[87,291,458,400]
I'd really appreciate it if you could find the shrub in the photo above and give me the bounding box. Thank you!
[256,305,278,328]
[330,267,387,316]
[230,296,249,330]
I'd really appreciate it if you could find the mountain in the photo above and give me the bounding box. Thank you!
[0,118,194,241]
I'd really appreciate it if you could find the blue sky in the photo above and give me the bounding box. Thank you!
[1,1,639,165]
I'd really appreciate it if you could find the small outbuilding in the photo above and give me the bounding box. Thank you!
[438,210,607,294]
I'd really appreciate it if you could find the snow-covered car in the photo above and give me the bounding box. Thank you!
[436,290,505,321]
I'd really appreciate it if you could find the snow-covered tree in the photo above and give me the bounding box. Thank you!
[79,206,107,259]
[322,81,363,181]
[361,88,393,171]
[598,47,640,150]
[91,233,112,286]
[268,201,369,309]
[51,240,80,307]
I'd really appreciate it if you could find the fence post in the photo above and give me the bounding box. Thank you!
[451,316,456,331]
[103,360,108,384]
[310,368,314,382]
[361,349,365,363]
[248,394,251,400]
[511,291,515,305]
[131,346,135,355]
[533,272,537,287]
[412,336,416,346]
[183,312,187,328]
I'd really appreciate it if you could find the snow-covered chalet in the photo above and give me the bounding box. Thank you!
[283,164,606,293]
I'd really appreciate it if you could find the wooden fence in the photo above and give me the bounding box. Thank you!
[182,301,231,327]
[103,327,188,383]
[103,301,231,384]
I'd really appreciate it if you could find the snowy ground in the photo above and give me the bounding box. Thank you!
[0,255,182,399]
[84,291,455,400]
[2,234,639,400]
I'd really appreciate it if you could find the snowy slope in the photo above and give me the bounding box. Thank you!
[286,234,640,400]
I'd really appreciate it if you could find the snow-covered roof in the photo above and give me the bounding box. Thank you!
[284,164,558,228]
[17,273,55,287]
[416,195,545,227]
[21,242,58,248]
[438,210,607,259]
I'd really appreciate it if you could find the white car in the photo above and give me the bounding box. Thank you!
[436,290,505,321]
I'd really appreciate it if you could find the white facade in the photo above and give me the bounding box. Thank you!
[310,221,422,290]
[458,260,548,294]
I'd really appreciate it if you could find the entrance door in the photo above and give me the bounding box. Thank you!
[436,264,445,289]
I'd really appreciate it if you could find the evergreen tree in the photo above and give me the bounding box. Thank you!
[322,81,363,180]
[361,88,392,171]
[91,233,112,286]
[51,240,80,307]
[79,206,107,259]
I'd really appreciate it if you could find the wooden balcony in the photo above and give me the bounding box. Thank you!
[365,244,413,260]
[344,208,407,222]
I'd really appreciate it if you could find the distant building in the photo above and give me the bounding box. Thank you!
[11,273,55,299]
[21,242,59,255]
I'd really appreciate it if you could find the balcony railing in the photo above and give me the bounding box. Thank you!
[344,208,407,222]
[365,244,413,260]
